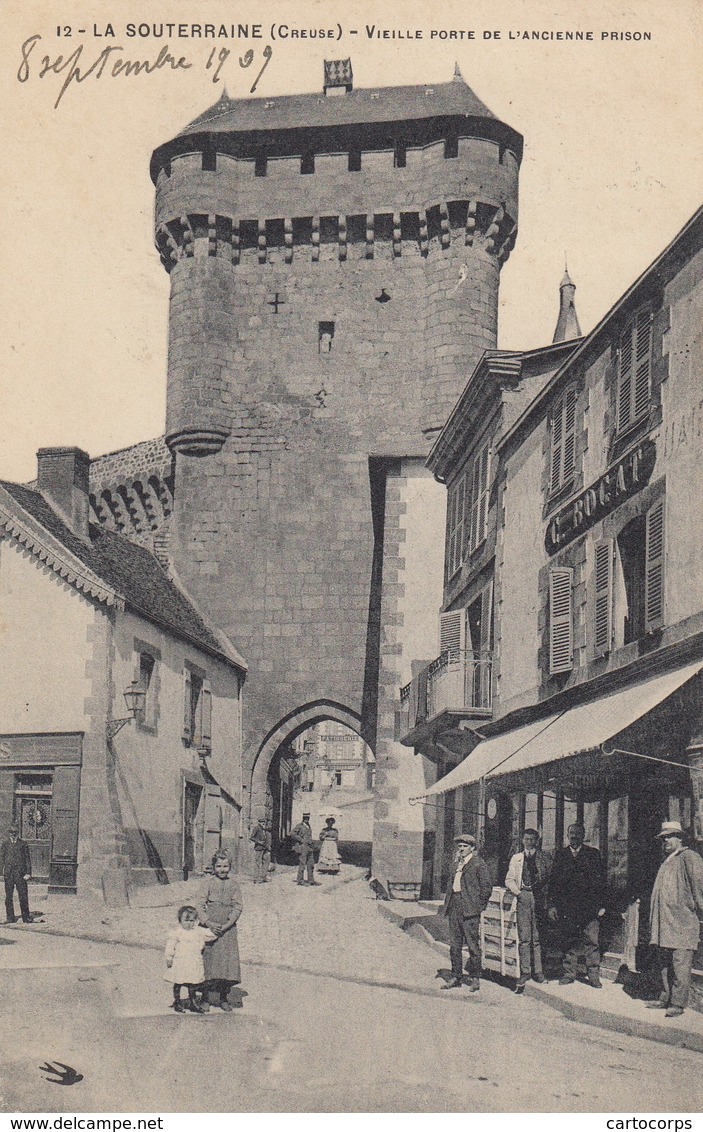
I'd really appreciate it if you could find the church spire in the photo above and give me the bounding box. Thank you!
[552,259,582,342]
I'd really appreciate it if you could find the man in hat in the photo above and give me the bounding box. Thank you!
[291,812,318,886]
[505,828,550,989]
[648,820,703,1018]
[249,816,268,884]
[548,823,606,988]
[441,833,492,991]
[0,821,32,924]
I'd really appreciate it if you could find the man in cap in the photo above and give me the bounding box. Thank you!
[548,822,606,988]
[648,820,703,1018]
[0,821,32,924]
[505,828,550,989]
[441,832,492,991]
[249,815,268,884]
[291,812,318,886]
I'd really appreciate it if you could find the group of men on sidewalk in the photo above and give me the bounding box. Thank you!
[441,819,703,1018]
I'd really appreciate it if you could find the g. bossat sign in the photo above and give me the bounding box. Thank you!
[545,440,656,555]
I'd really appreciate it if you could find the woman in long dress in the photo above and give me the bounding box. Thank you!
[197,849,243,1011]
[317,818,341,874]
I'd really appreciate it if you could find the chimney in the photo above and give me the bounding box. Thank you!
[37,447,91,540]
[323,58,353,96]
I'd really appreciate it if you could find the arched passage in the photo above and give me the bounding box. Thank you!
[247,700,373,868]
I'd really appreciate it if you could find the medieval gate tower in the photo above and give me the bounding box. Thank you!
[149,62,522,893]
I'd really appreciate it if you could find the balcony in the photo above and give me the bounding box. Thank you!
[398,649,493,748]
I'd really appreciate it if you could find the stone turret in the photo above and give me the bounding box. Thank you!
[553,265,582,342]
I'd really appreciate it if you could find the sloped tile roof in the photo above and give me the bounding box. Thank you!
[0,480,245,671]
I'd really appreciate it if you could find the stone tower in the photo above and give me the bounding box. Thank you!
[150,63,522,892]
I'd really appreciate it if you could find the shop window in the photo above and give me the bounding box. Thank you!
[541,793,557,852]
[548,566,574,674]
[182,667,212,751]
[616,307,652,434]
[549,384,577,495]
[608,796,629,892]
[583,801,600,849]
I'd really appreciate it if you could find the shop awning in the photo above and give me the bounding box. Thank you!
[415,660,703,800]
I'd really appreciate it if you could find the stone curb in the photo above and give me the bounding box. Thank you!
[377,902,703,1053]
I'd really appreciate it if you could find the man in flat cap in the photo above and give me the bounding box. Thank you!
[441,832,492,991]
[0,821,32,924]
[291,812,318,886]
[648,820,703,1018]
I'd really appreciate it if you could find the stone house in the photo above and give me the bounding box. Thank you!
[403,205,703,968]
[0,446,246,899]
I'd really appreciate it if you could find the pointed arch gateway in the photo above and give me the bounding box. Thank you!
[249,699,367,818]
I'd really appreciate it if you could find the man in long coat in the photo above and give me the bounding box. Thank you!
[0,821,32,924]
[441,832,493,992]
[291,813,318,886]
[648,820,703,1018]
[548,822,606,987]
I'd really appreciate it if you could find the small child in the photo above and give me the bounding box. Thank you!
[164,904,215,1013]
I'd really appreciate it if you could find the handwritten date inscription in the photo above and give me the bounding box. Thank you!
[18,35,273,108]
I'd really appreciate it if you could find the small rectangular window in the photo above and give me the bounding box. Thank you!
[183,668,212,750]
[137,652,156,727]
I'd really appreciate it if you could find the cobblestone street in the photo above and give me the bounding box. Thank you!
[0,866,701,1112]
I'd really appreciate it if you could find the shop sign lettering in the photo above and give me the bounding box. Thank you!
[545,439,656,555]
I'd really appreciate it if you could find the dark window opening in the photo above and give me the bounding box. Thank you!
[445,135,459,159]
[301,152,315,175]
[334,771,342,786]
[618,514,647,644]
[348,148,361,172]
[394,144,407,168]
[318,321,335,354]
[202,149,217,172]
[138,653,155,723]
[254,155,267,177]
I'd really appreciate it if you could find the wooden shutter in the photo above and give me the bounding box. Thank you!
[645,499,665,632]
[617,319,634,432]
[593,540,613,656]
[201,686,212,750]
[549,567,574,674]
[633,309,652,421]
[439,610,465,657]
[446,472,466,577]
[182,668,193,741]
[550,387,577,492]
[50,764,81,865]
[480,580,494,653]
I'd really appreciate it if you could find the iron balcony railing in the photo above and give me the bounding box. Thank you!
[426,648,493,719]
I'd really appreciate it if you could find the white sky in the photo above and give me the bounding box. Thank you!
[1,0,701,482]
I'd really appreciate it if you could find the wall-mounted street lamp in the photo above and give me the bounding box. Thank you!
[106,682,147,740]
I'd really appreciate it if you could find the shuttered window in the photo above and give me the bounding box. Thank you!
[549,567,574,674]
[446,471,467,578]
[183,668,211,749]
[549,385,577,493]
[617,308,652,432]
[439,609,465,655]
[467,442,491,553]
[593,540,614,656]
[645,499,665,632]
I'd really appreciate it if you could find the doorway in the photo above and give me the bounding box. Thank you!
[15,773,52,881]
[183,781,203,880]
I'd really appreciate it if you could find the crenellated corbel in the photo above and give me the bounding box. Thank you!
[181,216,195,258]
[484,205,505,254]
[339,214,348,262]
[311,217,320,262]
[258,219,267,264]
[393,213,402,258]
[419,210,429,257]
[440,202,451,249]
[465,201,477,247]
[231,219,240,266]
[284,218,293,264]
[208,214,217,258]
[365,213,374,259]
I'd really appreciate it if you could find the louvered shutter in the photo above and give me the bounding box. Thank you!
[549,567,574,674]
[562,386,577,482]
[645,499,665,632]
[550,396,564,491]
[183,669,193,741]
[480,580,494,653]
[446,473,466,577]
[633,309,652,421]
[593,540,613,656]
[617,319,634,432]
[201,686,212,750]
[439,610,465,659]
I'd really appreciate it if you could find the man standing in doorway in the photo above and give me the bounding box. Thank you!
[548,823,606,988]
[505,828,549,989]
[648,820,703,1018]
[250,816,268,884]
[441,832,492,992]
[291,812,318,886]
[0,821,32,924]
